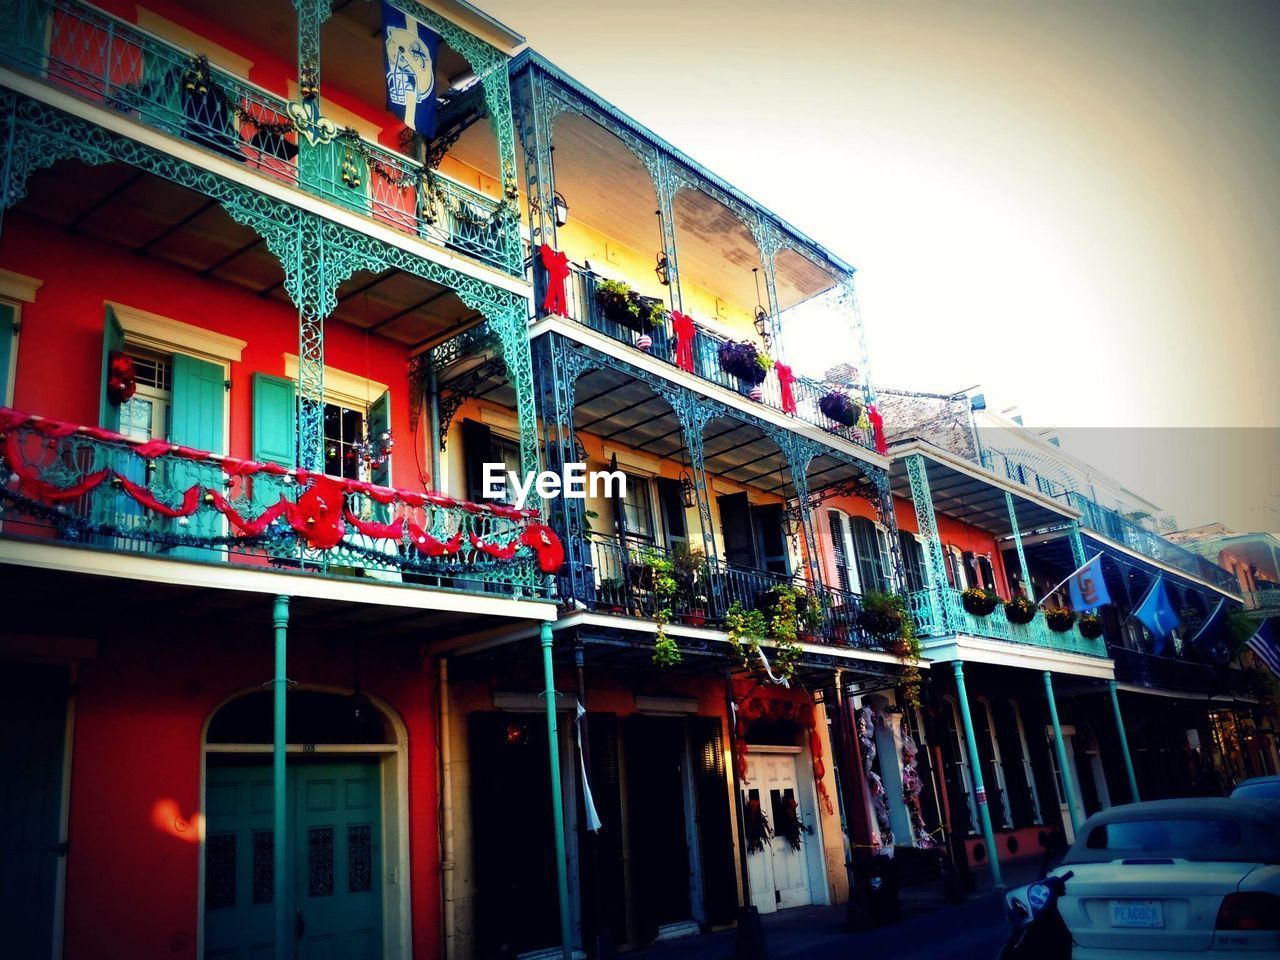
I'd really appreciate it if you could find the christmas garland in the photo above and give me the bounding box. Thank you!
[859,706,895,848]
[900,730,937,848]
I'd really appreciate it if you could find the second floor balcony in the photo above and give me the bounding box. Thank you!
[907,585,1106,658]
[1,0,522,274]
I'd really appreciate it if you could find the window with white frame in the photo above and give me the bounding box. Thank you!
[118,350,172,443]
[942,696,978,834]
[978,697,1013,829]
[1010,699,1044,825]
[620,473,657,543]
[828,509,891,594]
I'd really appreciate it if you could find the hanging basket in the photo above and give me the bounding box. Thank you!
[1004,596,1037,625]
[857,606,903,637]
[1045,608,1077,633]
[819,391,862,427]
[1078,613,1104,639]
[718,340,768,385]
[595,280,647,332]
[961,588,999,617]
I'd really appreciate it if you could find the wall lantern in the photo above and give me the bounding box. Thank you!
[655,253,670,286]
[752,267,771,345]
[679,472,696,508]
[552,192,569,228]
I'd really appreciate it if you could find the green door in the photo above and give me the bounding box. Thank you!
[204,761,382,960]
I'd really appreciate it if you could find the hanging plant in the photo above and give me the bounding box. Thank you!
[717,340,769,385]
[859,592,921,708]
[1078,612,1104,639]
[818,390,862,427]
[1045,607,1077,633]
[646,554,682,666]
[765,584,806,682]
[595,279,646,332]
[961,587,1000,617]
[857,590,905,637]
[774,795,804,851]
[725,601,769,673]
[646,300,670,329]
[1004,595,1037,625]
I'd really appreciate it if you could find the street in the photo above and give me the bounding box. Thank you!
[628,891,1011,960]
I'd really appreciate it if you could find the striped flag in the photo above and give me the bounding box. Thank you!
[1247,618,1280,678]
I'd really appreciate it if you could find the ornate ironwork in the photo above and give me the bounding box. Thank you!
[1005,491,1035,603]
[436,355,507,450]
[905,453,953,631]
[1068,519,1088,570]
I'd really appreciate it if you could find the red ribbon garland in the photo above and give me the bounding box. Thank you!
[671,311,696,373]
[774,363,798,415]
[520,522,565,573]
[406,523,464,558]
[207,489,291,536]
[342,506,405,541]
[116,474,202,518]
[733,690,835,816]
[469,532,520,560]
[867,403,888,455]
[539,244,571,317]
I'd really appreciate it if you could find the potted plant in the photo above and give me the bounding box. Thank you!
[819,390,862,427]
[595,278,646,332]
[718,340,770,387]
[858,590,905,638]
[1045,607,1077,632]
[1078,612,1104,639]
[1004,595,1036,625]
[961,587,1000,617]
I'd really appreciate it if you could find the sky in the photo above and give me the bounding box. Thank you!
[479,0,1280,531]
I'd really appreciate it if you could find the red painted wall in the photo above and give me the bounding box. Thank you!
[0,211,429,492]
[63,624,439,960]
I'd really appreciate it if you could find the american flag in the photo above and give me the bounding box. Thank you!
[1246,618,1280,678]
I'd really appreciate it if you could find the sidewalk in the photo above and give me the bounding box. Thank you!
[623,862,1043,960]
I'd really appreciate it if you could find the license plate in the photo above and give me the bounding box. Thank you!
[1111,900,1164,928]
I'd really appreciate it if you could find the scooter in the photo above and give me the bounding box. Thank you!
[997,870,1074,959]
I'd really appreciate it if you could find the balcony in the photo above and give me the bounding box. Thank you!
[907,586,1107,658]
[0,0,517,274]
[1244,589,1280,614]
[571,533,883,652]
[0,409,551,598]
[547,264,876,452]
[1110,645,1268,699]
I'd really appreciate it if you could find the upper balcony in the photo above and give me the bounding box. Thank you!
[980,448,1238,593]
[510,53,880,455]
[1,0,523,276]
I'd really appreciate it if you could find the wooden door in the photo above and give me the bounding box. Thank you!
[743,753,812,913]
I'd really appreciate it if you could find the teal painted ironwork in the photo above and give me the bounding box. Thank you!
[1108,680,1141,803]
[271,595,290,960]
[907,587,1107,657]
[669,385,725,589]
[905,453,953,632]
[1069,520,1088,569]
[539,622,573,960]
[1044,671,1083,833]
[952,661,1004,890]
[1005,491,1035,602]
[763,426,825,586]
[749,217,784,350]
[0,410,550,594]
[653,153,684,314]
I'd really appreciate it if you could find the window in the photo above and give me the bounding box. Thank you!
[323,402,366,481]
[942,696,978,834]
[482,433,523,506]
[946,546,969,590]
[899,532,927,593]
[119,351,172,443]
[1010,700,1044,825]
[620,474,656,542]
[828,510,890,594]
[977,698,1013,829]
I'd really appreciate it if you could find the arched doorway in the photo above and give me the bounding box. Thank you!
[201,688,411,959]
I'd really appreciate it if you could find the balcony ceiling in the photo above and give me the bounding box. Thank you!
[538,112,839,319]
[889,452,1075,538]
[16,159,480,348]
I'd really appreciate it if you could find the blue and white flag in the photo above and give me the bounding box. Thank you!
[1133,576,1179,655]
[1067,554,1111,613]
[1187,598,1228,662]
[381,1,440,137]
[1247,618,1280,678]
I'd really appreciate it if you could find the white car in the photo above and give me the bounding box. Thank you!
[1011,797,1280,958]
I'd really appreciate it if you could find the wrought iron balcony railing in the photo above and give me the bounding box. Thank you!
[1109,644,1267,698]
[1243,589,1280,613]
[541,263,876,451]
[906,586,1107,658]
[571,532,881,651]
[0,409,553,597]
[0,0,517,273]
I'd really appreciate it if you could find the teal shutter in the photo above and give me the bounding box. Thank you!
[367,390,391,488]
[99,307,125,431]
[252,373,296,467]
[0,303,16,406]
[170,354,227,561]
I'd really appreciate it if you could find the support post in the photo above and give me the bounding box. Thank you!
[540,622,572,959]
[1068,520,1088,569]
[272,595,290,960]
[905,453,951,633]
[1108,680,1140,803]
[1044,671,1083,833]
[1006,491,1034,602]
[951,661,1004,890]
[575,642,612,960]
[723,674,768,960]
[653,154,684,314]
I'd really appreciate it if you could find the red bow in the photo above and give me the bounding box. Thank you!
[867,403,888,455]
[539,244,571,317]
[671,311,696,372]
[520,522,565,573]
[774,363,797,415]
[287,475,346,549]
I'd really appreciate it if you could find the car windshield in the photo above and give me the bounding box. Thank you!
[1085,818,1243,853]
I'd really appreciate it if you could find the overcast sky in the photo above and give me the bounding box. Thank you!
[481,0,1280,532]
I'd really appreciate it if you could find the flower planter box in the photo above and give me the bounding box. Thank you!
[679,612,708,627]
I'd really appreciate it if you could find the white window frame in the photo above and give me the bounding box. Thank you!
[942,695,979,834]
[1010,699,1044,825]
[949,546,970,590]
[977,696,1013,829]
[829,509,890,594]
[0,268,42,407]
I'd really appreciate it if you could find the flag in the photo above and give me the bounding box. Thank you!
[1132,576,1178,655]
[381,1,440,137]
[1187,598,1228,662]
[1067,554,1112,612]
[575,702,602,832]
[1247,618,1280,678]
